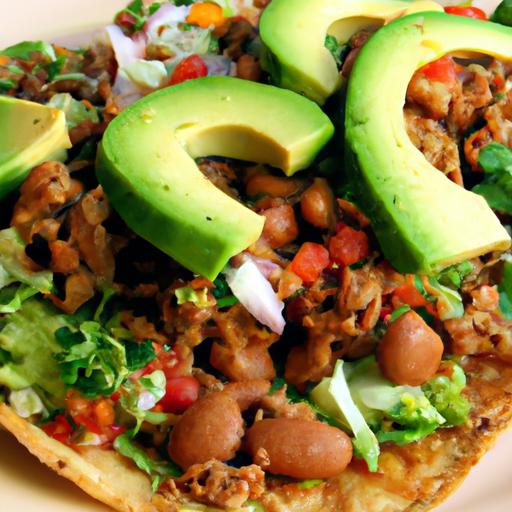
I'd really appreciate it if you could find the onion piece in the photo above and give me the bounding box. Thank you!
[145,4,190,39]
[105,24,146,68]
[225,260,285,334]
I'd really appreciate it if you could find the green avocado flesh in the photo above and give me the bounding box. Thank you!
[96,76,334,280]
[260,0,442,104]
[0,96,70,199]
[345,12,512,275]
[0,298,68,406]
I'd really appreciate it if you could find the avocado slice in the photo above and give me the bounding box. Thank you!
[0,96,71,199]
[260,0,442,104]
[345,12,512,275]
[96,76,334,280]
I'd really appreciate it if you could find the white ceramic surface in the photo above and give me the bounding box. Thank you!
[1,1,511,511]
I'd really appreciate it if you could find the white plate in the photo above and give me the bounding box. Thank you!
[1,1,511,510]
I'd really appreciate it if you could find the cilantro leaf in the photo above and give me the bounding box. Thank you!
[472,143,512,214]
[499,260,512,319]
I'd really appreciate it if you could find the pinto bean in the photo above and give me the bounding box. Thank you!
[300,178,335,230]
[245,418,352,479]
[223,379,271,411]
[261,204,299,248]
[236,54,261,82]
[246,174,302,199]
[378,310,444,386]
[168,392,244,470]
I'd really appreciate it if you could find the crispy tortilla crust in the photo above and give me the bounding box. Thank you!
[1,356,512,512]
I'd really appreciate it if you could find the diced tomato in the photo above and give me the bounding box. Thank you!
[142,344,193,380]
[42,415,73,445]
[328,226,370,267]
[392,283,428,309]
[444,6,488,20]
[187,2,225,28]
[158,376,200,414]
[94,400,116,427]
[419,55,456,84]
[290,242,330,285]
[73,413,103,435]
[115,11,137,28]
[169,55,208,85]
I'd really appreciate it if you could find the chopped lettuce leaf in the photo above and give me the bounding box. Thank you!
[9,387,46,418]
[422,362,470,427]
[437,261,474,289]
[0,228,53,294]
[389,305,410,322]
[0,284,39,314]
[55,321,129,398]
[311,359,380,472]
[311,357,470,466]
[120,370,168,432]
[472,142,512,214]
[123,59,168,89]
[114,430,182,490]
[125,340,156,371]
[175,286,211,307]
[427,278,464,321]
[47,93,99,129]
[0,79,16,91]
[0,298,69,405]
[0,40,56,61]
[499,260,512,319]
[297,479,323,490]
[324,34,347,69]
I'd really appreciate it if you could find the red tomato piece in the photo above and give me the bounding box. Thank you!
[290,242,330,285]
[42,415,73,445]
[444,6,488,20]
[418,55,456,84]
[158,376,200,414]
[115,11,137,28]
[73,413,103,435]
[392,284,428,309]
[169,55,208,85]
[328,226,370,267]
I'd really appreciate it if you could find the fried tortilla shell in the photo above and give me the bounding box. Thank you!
[1,355,511,512]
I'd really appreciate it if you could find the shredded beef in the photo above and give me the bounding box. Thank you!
[211,303,279,381]
[405,109,462,183]
[176,460,265,510]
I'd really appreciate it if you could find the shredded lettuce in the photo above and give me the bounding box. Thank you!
[125,340,156,371]
[311,359,380,472]
[47,93,99,129]
[114,430,181,490]
[123,59,168,89]
[0,228,53,296]
[55,322,129,397]
[311,357,470,468]
[8,387,47,418]
[120,370,168,432]
[0,298,69,406]
[0,40,56,61]
[499,259,512,319]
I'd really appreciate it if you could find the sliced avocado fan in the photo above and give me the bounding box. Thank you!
[0,96,71,199]
[259,0,442,104]
[96,76,334,280]
[345,12,512,275]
